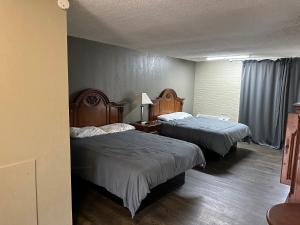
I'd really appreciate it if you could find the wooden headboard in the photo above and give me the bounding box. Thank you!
[149,89,184,121]
[69,89,124,127]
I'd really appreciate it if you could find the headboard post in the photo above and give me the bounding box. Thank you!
[149,89,184,121]
[69,89,124,127]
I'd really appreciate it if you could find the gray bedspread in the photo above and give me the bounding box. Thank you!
[71,130,205,217]
[160,116,251,156]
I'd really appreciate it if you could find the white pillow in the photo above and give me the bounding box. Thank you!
[100,123,135,134]
[196,114,231,121]
[70,126,107,138]
[157,112,193,121]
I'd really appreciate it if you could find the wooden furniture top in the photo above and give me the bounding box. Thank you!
[69,89,124,127]
[130,121,162,134]
[267,203,300,225]
[149,89,184,121]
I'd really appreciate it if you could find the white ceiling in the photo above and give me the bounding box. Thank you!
[68,0,300,61]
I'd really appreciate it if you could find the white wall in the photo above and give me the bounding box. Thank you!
[193,61,242,121]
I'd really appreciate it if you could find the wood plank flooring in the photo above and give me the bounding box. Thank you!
[73,143,289,225]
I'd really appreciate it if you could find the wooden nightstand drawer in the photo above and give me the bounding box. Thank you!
[130,121,161,134]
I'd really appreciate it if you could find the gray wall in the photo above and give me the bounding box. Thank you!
[68,36,196,122]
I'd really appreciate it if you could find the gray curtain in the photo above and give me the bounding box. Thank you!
[239,58,300,149]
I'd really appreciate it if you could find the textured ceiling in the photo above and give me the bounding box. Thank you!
[68,0,300,61]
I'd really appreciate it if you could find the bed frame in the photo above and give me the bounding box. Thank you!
[70,89,185,216]
[69,89,124,127]
[149,88,184,121]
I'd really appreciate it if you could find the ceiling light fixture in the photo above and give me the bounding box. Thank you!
[206,55,250,61]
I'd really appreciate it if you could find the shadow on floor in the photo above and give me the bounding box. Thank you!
[72,173,186,224]
[195,145,254,175]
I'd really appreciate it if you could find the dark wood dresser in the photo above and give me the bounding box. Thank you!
[280,103,300,202]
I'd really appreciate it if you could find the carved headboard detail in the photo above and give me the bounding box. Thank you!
[69,89,124,127]
[149,88,184,121]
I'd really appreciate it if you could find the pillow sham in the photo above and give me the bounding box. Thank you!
[70,126,107,138]
[100,123,135,134]
[157,112,193,121]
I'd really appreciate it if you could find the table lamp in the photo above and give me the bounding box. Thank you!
[134,93,153,124]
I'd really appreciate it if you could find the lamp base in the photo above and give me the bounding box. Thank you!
[140,105,144,122]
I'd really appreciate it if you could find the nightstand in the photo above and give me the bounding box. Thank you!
[130,121,162,134]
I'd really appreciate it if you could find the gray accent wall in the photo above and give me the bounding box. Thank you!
[68,36,196,122]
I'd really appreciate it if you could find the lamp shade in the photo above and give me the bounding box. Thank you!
[134,93,153,105]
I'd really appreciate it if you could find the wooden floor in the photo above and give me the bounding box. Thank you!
[73,143,289,225]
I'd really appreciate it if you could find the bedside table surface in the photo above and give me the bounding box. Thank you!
[131,121,161,126]
[130,121,161,133]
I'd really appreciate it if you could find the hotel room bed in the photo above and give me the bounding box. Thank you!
[71,129,205,217]
[149,89,251,156]
[69,89,205,217]
[159,116,251,156]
